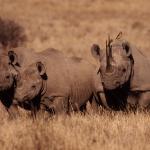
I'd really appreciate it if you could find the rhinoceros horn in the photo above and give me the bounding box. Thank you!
[108,35,113,60]
[106,35,113,72]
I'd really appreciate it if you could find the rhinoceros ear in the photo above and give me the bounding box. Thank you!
[8,51,19,66]
[122,42,132,57]
[91,44,101,60]
[36,61,47,80]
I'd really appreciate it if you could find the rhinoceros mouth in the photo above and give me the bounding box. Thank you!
[101,68,130,90]
[103,81,121,90]
[101,71,130,90]
[0,89,8,95]
[0,84,12,93]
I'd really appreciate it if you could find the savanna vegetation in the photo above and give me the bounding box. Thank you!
[0,0,150,149]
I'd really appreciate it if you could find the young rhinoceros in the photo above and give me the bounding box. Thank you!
[12,48,103,116]
[91,32,150,110]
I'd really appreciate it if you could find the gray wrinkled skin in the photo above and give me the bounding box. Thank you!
[100,42,132,90]
[91,33,150,110]
[91,37,133,90]
[0,47,38,118]
[0,54,15,91]
[0,48,18,90]
[13,48,104,115]
[0,50,18,111]
[15,63,43,102]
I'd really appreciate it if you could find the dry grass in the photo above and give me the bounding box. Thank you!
[0,0,150,149]
[1,109,150,150]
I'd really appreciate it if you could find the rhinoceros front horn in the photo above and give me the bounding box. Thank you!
[106,37,113,73]
[108,35,113,60]
[8,51,18,66]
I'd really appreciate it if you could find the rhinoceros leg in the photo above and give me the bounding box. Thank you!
[96,92,111,110]
[128,91,150,111]
[127,93,139,111]
[79,104,87,114]
[53,97,69,114]
[40,96,69,115]
[138,92,150,110]
[87,94,100,113]
[0,100,11,118]
[7,104,20,119]
[0,98,20,119]
[30,104,38,119]
[87,92,111,113]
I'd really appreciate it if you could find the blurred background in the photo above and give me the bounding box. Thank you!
[0,0,150,62]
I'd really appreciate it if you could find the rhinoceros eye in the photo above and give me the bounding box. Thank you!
[122,68,126,73]
[6,75,10,79]
[31,85,36,89]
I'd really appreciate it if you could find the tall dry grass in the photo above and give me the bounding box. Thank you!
[0,0,150,149]
[0,109,150,150]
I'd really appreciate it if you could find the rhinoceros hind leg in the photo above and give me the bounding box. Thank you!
[138,92,150,111]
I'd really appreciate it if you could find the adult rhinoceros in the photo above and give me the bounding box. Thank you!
[0,47,37,117]
[0,47,52,117]
[10,48,104,116]
[91,32,150,110]
[0,49,19,116]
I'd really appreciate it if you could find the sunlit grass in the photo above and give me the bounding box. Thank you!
[0,0,150,149]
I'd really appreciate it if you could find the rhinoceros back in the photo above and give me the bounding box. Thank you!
[38,51,96,109]
[130,45,150,91]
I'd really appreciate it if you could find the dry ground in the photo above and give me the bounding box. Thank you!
[0,0,150,149]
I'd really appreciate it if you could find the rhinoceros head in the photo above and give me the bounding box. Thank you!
[14,61,47,102]
[91,33,134,90]
[0,51,18,92]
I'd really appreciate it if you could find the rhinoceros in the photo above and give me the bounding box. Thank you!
[0,49,19,114]
[0,47,37,117]
[12,48,104,116]
[91,32,150,110]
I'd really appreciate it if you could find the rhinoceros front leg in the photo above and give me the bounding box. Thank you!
[87,97,98,113]
[96,92,111,110]
[0,100,17,119]
[40,96,69,116]
[87,93,102,113]
[7,103,20,119]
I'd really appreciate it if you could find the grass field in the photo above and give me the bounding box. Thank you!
[0,0,150,149]
[1,109,150,150]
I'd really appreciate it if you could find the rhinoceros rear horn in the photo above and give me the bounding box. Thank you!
[36,61,47,80]
[8,51,19,66]
[91,44,101,60]
[122,42,132,57]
